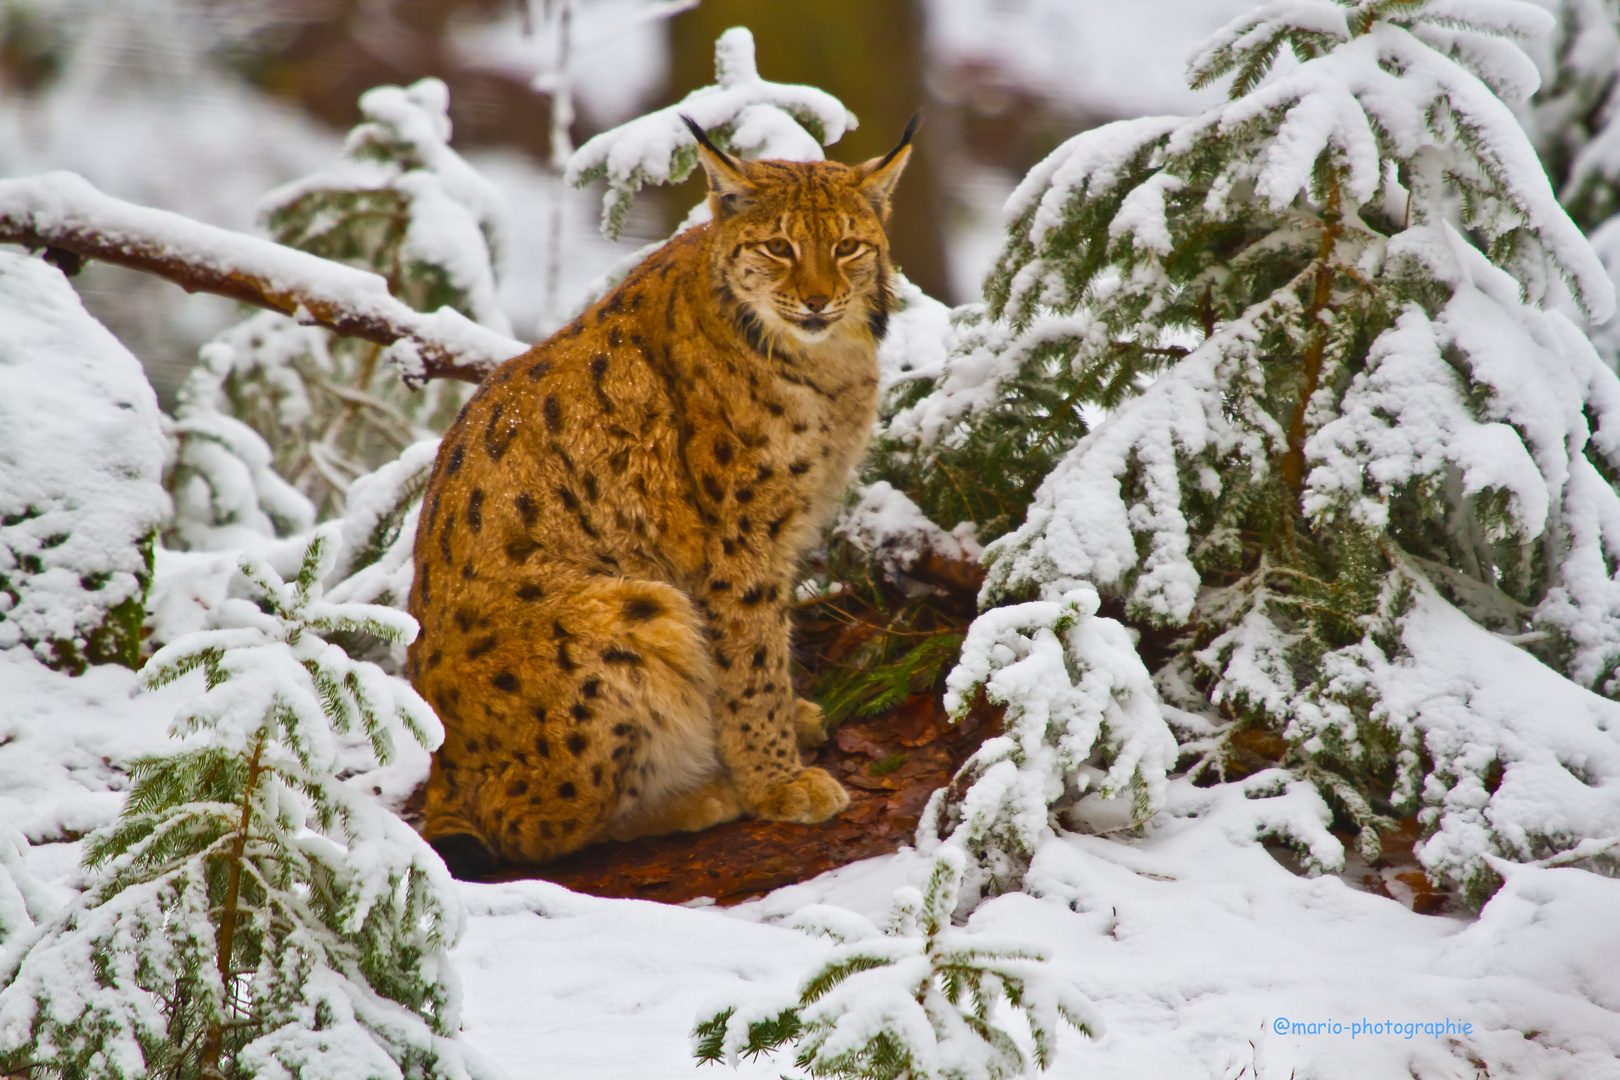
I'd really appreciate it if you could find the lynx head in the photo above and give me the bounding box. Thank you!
[682,114,915,351]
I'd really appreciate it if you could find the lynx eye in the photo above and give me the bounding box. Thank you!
[764,238,794,258]
[834,238,861,258]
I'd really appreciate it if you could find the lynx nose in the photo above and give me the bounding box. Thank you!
[802,294,830,313]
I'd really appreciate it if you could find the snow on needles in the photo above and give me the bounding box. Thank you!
[1308,223,1620,696]
[1329,572,1620,892]
[834,481,982,589]
[567,27,855,239]
[1175,3,1612,317]
[261,78,513,338]
[982,293,1286,621]
[925,585,1179,903]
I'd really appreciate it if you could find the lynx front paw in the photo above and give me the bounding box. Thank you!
[794,699,829,748]
[751,767,850,823]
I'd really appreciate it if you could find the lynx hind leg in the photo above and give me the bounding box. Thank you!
[429,575,719,867]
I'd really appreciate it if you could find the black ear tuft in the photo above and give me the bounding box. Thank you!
[875,111,922,172]
[853,112,920,219]
[683,113,753,211]
[680,114,736,166]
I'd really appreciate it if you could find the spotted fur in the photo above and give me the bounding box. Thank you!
[408,119,914,872]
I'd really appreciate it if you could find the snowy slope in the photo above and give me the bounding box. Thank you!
[455,824,1620,1079]
[6,644,1618,1079]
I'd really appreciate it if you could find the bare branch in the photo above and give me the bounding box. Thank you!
[0,172,528,385]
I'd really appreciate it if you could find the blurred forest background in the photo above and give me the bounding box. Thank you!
[0,0,1255,408]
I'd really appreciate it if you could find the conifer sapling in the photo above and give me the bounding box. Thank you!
[168,77,507,530]
[887,0,1620,903]
[922,585,1176,906]
[693,848,1101,1080]
[0,526,496,1080]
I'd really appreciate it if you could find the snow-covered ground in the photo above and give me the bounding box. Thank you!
[5,643,1617,1079]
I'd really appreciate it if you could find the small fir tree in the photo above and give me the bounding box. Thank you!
[883,0,1620,903]
[693,849,1101,1080]
[921,584,1177,905]
[168,77,507,529]
[164,345,317,552]
[0,527,496,1080]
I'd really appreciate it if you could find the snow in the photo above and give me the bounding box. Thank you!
[702,847,1103,1080]
[0,650,188,846]
[445,803,1620,1079]
[885,307,1099,450]
[0,4,344,402]
[448,0,682,131]
[1176,11,1614,318]
[1590,214,1620,368]
[0,251,168,663]
[325,439,439,612]
[567,27,855,238]
[0,172,527,380]
[166,350,319,552]
[1300,221,1620,700]
[876,273,958,389]
[262,78,514,338]
[927,585,1179,903]
[980,295,1283,620]
[927,0,1257,120]
[1323,573,1620,896]
[834,481,982,589]
[5,613,1620,1078]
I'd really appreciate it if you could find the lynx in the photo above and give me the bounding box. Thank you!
[406,116,915,878]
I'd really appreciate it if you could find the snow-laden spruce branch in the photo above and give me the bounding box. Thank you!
[568,27,855,238]
[0,172,526,385]
[922,584,1179,904]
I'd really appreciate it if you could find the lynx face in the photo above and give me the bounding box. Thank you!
[692,119,914,350]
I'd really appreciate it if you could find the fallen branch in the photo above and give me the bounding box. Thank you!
[0,172,528,385]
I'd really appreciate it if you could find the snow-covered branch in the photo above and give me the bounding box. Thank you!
[0,172,527,385]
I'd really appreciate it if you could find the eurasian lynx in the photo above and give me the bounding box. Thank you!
[407,117,914,878]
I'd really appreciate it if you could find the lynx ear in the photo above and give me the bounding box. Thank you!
[681,114,755,219]
[853,112,919,222]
